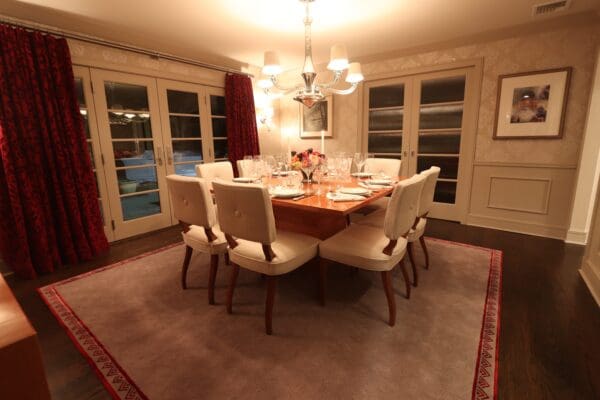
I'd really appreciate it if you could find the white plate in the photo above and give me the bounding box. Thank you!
[271,188,304,198]
[351,172,373,178]
[367,179,393,186]
[272,171,290,176]
[232,177,256,183]
[339,187,369,195]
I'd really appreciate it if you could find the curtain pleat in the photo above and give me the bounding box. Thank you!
[0,25,108,279]
[225,74,260,176]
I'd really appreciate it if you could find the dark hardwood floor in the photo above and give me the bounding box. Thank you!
[5,220,600,400]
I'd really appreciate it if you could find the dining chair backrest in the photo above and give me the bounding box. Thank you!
[236,159,254,178]
[196,161,234,180]
[417,166,441,217]
[212,180,276,244]
[365,158,401,178]
[383,174,426,240]
[166,175,216,228]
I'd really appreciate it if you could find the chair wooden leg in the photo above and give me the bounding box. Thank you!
[265,276,278,335]
[226,263,240,314]
[399,259,411,299]
[381,270,396,326]
[318,258,328,306]
[407,242,418,287]
[419,236,430,269]
[208,254,219,305]
[181,246,193,289]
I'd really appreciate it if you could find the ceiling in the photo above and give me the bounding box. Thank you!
[1,0,599,71]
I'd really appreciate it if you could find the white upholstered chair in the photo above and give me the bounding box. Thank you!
[362,158,402,211]
[364,157,402,178]
[236,159,253,178]
[195,161,234,182]
[212,180,321,335]
[356,166,440,287]
[319,174,426,326]
[166,175,228,304]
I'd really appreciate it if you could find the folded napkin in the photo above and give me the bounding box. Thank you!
[327,192,364,202]
[359,182,388,190]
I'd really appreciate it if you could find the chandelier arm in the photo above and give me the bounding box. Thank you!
[315,70,343,90]
[322,83,359,96]
[270,76,303,92]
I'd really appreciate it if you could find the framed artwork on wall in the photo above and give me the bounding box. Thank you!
[300,96,333,138]
[493,67,571,139]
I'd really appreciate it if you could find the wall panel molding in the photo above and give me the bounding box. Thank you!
[468,164,576,239]
[487,176,552,214]
[473,161,577,169]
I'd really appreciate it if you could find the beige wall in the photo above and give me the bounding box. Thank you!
[261,22,599,239]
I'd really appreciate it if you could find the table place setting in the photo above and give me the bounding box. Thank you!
[269,186,305,199]
[326,186,372,202]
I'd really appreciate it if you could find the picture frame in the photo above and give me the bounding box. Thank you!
[493,67,571,140]
[300,96,333,138]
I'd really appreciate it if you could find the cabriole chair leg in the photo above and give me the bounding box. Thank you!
[226,263,240,314]
[181,246,193,289]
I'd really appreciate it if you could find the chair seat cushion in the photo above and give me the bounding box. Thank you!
[319,224,407,272]
[183,224,228,255]
[355,211,427,242]
[229,230,320,276]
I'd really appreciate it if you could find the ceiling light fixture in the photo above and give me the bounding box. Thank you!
[259,0,364,108]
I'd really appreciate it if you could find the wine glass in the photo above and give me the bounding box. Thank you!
[353,153,366,175]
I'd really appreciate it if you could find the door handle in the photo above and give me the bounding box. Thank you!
[166,146,173,165]
[411,150,416,157]
[403,151,408,157]
[156,146,163,166]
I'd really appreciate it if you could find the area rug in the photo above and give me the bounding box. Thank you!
[39,237,502,400]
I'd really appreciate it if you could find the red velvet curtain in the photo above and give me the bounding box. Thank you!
[225,73,259,176]
[0,25,108,279]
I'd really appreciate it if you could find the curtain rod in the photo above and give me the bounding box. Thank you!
[0,15,253,77]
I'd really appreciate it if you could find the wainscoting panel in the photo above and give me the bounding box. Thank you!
[467,164,577,239]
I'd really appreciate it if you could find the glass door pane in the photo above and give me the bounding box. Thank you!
[209,92,228,161]
[92,69,171,239]
[366,83,405,160]
[73,66,114,241]
[167,89,203,176]
[416,75,466,205]
[104,81,162,220]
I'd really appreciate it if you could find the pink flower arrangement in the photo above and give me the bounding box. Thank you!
[290,148,325,171]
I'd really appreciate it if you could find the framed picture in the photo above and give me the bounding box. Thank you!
[300,96,333,138]
[493,67,571,139]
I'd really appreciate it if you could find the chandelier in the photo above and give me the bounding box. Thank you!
[258,0,364,108]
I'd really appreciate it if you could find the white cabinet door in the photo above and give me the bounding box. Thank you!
[91,69,172,239]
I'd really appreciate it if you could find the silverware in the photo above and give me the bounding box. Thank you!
[292,194,306,201]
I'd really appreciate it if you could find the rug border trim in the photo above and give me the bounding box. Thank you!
[38,238,502,400]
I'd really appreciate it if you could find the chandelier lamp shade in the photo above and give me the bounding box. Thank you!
[258,0,364,108]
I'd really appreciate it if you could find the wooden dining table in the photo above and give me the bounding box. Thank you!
[269,177,400,240]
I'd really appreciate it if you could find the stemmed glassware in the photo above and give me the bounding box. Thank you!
[353,153,366,174]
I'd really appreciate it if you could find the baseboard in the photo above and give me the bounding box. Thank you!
[565,229,589,245]
[580,263,600,307]
[466,213,567,240]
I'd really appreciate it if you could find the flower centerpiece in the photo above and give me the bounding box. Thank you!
[290,148,325,182]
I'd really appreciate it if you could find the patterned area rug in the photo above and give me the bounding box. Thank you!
[39,237,501,400]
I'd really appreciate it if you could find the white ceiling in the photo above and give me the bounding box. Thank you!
[1,0,599,70]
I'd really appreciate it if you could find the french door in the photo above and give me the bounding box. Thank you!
[77,68,227,240]
[91,69,172,239]
[364,66,479,221]
[156,80,227,177]
[73,66,114,241]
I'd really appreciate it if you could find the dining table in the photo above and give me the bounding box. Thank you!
[269,176,403,240]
